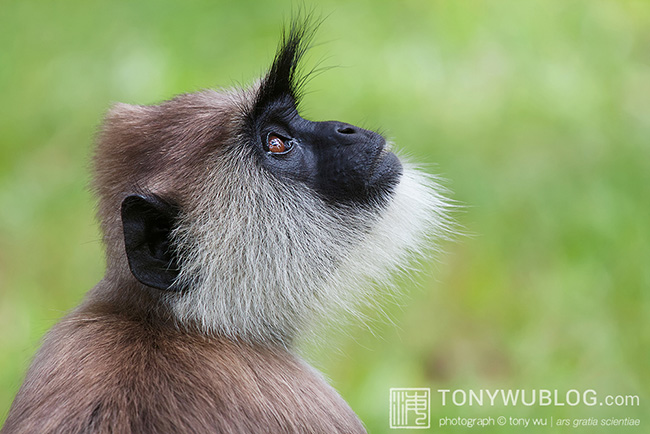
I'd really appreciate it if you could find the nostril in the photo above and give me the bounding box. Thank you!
[337,126,356,135]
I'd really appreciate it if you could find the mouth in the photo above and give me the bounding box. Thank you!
[368,140,403,188]
[367,136,388,171]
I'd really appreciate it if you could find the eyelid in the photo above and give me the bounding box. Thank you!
[265,132,294,155]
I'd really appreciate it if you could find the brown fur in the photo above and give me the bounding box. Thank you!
[93,91,244,287]
[3,283,365,433]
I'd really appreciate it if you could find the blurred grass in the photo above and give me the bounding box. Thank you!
[1,0,648,432]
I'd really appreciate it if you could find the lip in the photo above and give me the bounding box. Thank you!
[368,140,402,186]
[368,135,388,169]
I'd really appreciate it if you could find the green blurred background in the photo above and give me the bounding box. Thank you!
[1,0,648,432]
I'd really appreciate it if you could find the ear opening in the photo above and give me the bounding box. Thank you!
[121,194,181,291]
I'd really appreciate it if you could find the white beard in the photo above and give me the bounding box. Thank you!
[168,144,451,346]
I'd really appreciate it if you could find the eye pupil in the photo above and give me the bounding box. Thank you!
[267,135,287,153]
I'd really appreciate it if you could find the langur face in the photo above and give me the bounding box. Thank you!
[247,94,402,207]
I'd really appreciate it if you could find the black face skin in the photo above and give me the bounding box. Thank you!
[250,96,402,206]
[247,20,402,207]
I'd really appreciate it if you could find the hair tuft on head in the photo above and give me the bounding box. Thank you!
[253,13,321,115]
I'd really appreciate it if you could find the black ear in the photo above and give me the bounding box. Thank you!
[121,194,181,291]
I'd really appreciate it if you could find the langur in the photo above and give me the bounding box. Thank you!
[2,18,449,434]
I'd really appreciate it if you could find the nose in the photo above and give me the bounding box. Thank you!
[324,121,373,146]
[333,122,365,142]
[309,120,382,149]
[336,124,358,135]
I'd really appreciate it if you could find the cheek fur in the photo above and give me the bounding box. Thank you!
[167,148,452,345]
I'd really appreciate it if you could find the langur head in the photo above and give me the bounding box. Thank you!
[92,19,451,345]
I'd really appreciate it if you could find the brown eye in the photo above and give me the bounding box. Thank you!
[267,134,291,154]
[267,135,286,153]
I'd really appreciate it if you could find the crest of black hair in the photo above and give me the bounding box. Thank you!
[251,15,320,119]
